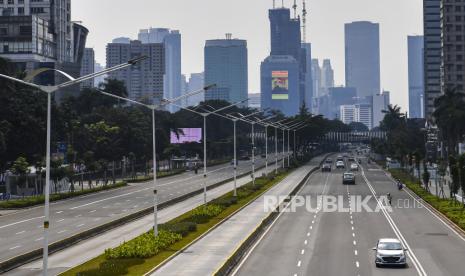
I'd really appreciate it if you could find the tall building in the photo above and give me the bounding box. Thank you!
[311,59,322,98]
[345,21,381,98]
[94,62,105,87]
[441,0,465,94]
[248,93,261,109]
[340,105,356,125]
[80,48,95,89]
[0,0,87,96]
[261,55,300,116]
[423,0,442,119]
[321,59,335,95]
[138,28,181,113]
[204,35,248,106]
[328,87,357,119]
[302,43,314,112]
[408,36,425,118]
[187,72,204,107]
[106,39,165,104]
[261,6,306,116]
[355,103,373,130]
[371,91,390,128]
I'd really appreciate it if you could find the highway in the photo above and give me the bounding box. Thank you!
[232,155,465,276]
[0,155,279,266]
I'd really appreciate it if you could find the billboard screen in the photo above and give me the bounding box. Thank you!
[271,71,289,100]
[170,128,202,144]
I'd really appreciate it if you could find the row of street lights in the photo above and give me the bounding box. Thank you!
[0,56,311,275]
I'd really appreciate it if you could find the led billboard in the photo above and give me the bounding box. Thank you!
[271,71,289,100]
[170,128,202,144]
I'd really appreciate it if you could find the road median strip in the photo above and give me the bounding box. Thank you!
[60,165,295,276]
[0,160,282,274]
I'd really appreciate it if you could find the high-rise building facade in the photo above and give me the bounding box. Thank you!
[302,43,314,112]
[321,59,335,95]
[248,93,261,109]
[80,48,95,89]
[106,39,165,104]
[94,62,105,87]
[441,0,465,94]
[355,103,373,130]
[371,91,390,128]
[0,0,87,93]
[138,28,181,113]
[187,72,205,107]
[345,21,381,98]
[269,8,301,60]
[340,105,356,125]
[408,36,425,118]
[311,59,322,98]
[423,0,442,119]
[204,35,248,106]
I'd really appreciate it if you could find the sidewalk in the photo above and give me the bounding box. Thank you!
[150,156,325,276]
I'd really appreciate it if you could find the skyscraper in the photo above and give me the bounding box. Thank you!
[106,39,165,104]
[0,0,87,94]
[311,59,322,98]
[423,0,441,119]
[261,6,304,116]
[187,72,205,107]
[345,21,381,98]
[408,36,425,118]
[80,48,95,89]
[138,28,181,113]
[321,59,335,95]
[204,35,248,106]
[441,1,465,94]
[354,103,373,130]
[302,43,314,112]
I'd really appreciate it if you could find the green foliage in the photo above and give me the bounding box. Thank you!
[185,204,225,224]
[10,156,29,176]
[104,230,182,259]
[159,222,197,237]
[0,182,126,209]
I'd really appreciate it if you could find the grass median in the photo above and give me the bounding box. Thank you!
[0,182,127,209]
[60,169,292,276]
[390,169,465,230]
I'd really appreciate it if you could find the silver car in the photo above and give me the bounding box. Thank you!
[373,238,408,267]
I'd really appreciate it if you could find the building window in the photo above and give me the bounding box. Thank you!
[30,7,45,14]
[8,0,14,4]
[19,25,31,35]
[17,7,24,14]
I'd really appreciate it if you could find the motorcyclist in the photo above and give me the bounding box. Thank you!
[387,193,392,205]
[397,179,403,190]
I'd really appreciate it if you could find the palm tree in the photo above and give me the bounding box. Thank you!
[433,87,465,157]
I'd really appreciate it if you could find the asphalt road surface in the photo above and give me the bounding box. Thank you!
[232,154,465,276]
[0,156,279,265]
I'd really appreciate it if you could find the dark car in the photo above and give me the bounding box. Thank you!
[343,172,356,184]
[322,163,332,172]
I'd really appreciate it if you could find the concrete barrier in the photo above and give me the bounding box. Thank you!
[0,159,283,273]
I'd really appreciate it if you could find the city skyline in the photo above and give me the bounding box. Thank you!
[72,0,423,112]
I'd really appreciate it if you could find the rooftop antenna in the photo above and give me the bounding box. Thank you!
[226,33,232,40]
[282,0,284,8]
[293,0,297,18]
[302,0,307,42]
[273,0,276,9]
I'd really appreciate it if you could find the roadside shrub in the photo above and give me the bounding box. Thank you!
[211,197,238,207]
[160,222,197,237]
[184,204,224,224]
[104,230,182,259]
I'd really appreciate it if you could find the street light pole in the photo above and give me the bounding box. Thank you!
[287,129,290,167]
[152,108,158,236]
[42,92,51,276]
[233,119,237,197]
[203,115,207,204]
[265,125,268,173]
[275,127,278,174]
[252,122,255,186]
[282,128,285,169]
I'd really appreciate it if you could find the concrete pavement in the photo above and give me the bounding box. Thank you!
[232,154,465,276]
[150,155,326,276]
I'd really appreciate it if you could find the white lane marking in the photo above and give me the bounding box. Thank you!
[361,166,427,276]
[76,224,85,228]
[9,245,21,250]
[353,240,357,245]
[352,226,354,231]
[310,226,313,230]
[58,230,67,234]
[307,232,311,237]
[304,240,308,245]
[35,237,43,241]
[297,260,302,267]
[381,168,465,243]
[312,220,314,224]
[356,261,360,268]
[301,249,305,255]
[75,214,82,218]
[352,233,355,237]
[15,230,26,235]
[0,216,44,229]
[355,250,358,256]
[57,218,65,223]
[93,218,101,222]
[69,187,152,210]
[56,211,63,214]
[89,210,96,213]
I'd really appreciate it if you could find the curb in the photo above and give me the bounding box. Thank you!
[214,155,330,276]
[0,160,281,273]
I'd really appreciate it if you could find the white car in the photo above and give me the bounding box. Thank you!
[373,238,408,267]
[350,163,359,171]
[336,161,345,169]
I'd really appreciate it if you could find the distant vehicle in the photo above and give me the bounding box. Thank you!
[348,157,356,162]
[336,161,345,169]
[343,172,355,184]
[358,159,362,164]
[336,156,344,162]
[322,163,332,172]
[373,238,407,267]
[325,158,333,164]
[350,163,359,171]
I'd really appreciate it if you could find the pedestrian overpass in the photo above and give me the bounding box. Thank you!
[323,131,387,143]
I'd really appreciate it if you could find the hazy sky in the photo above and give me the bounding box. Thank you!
[72,0,423,112]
